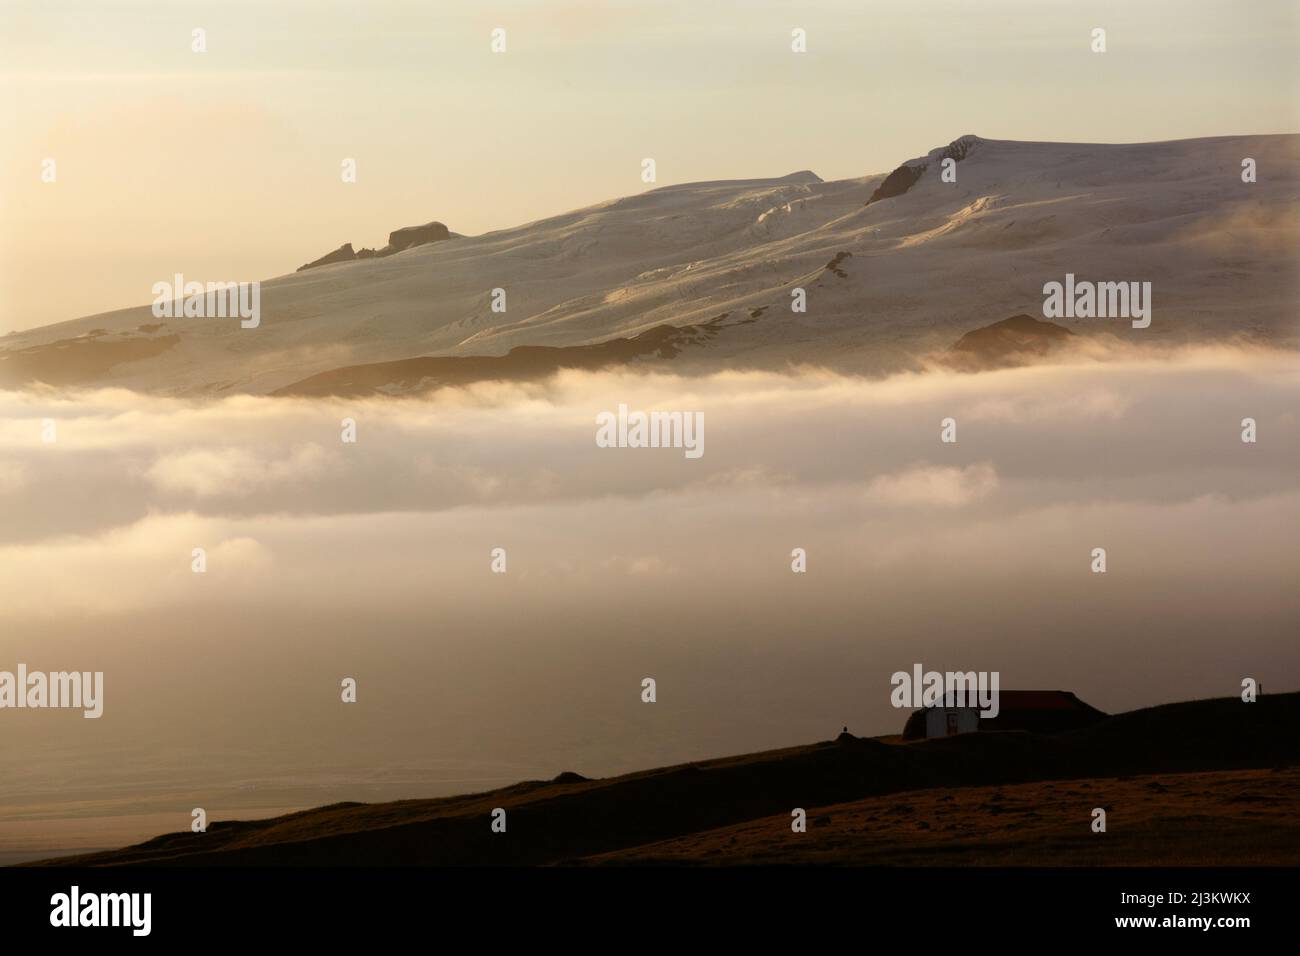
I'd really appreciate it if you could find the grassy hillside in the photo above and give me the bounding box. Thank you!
[30,693,1299,867]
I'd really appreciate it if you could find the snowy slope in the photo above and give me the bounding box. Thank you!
[2,134,1296,395]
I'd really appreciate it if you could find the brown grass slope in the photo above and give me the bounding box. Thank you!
[28,693,1299,867]
[585,766,1300,866]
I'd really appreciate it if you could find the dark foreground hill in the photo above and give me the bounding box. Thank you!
[27,693,1300,867]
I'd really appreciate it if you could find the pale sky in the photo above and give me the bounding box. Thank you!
[1,0,1297,332]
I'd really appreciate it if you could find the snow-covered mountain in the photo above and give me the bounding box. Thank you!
[3,133,1296,395]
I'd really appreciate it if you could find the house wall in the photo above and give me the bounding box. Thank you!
[924,707,981,737]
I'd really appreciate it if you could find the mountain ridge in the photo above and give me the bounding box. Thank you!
[3,132,1296,396]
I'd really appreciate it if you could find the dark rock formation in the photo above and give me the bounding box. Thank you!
[942,314,1075,371]
[297,243,358,272]
[866,134,982,206]
[385,221,450,253]
[824,251,852,277]
[866,163,925,205]
[939,135,980,163]
[297,221,454,272]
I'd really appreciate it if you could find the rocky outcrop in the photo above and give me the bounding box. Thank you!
[866,164,924,205]
[297,221,454,272]
[941,314,1074,371]
[297,243,358,272]
[385,221,450,253]
[866,134,982,206]
[937,134,980,164]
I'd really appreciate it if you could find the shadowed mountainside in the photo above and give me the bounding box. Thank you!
[271,312,1077,397]
[271,311,753,398]
[27,693,1300,867]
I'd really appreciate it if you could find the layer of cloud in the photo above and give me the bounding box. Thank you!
[146,443,326,497]
[866,462,999,508]
[0,351,1296,852]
